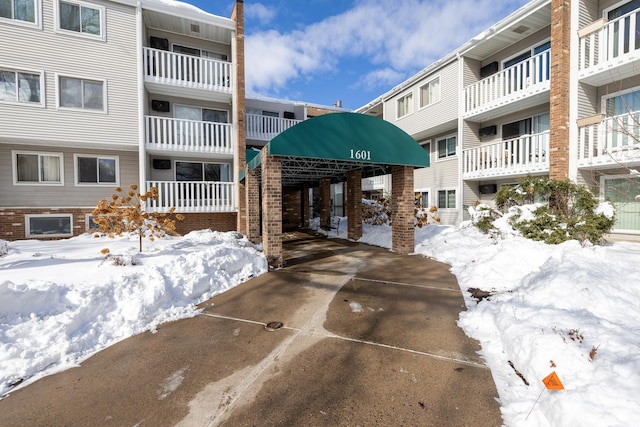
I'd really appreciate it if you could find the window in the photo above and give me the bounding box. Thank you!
[0,0,38,25]
[437,136,456,159]
[415,191,430,208]
[57,0,103,38]
[437,189,456,209]
[421,141,431,156]
[174,105,228,123]
[605,88,640,116]
[397,93,413,118]
[13,151,63,184]
[172,44,228,61]
[75,155,118,185]
[0,69,41,103]
[176,161,230,182]
[26,214,72,237]
[420,77,440,108]
[59,76,104,110]
[602,175,640,232]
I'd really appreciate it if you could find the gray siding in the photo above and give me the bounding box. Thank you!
[0,144,139,208]
[0,0,139,150]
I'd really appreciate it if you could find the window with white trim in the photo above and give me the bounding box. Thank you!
[58,76,104,110]
[397,92,413,118]
[75,154,118,185]
[415,191,430,208]
[437,135,457,159]
[437,189,456,209]
[56,0,104,38]
[26,214,73,237]
[13,151,64,185]
[0,68,41,104]
[420,77,440,108]
[0,0,39,25]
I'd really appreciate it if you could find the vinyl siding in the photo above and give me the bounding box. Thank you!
[0,144,139,208]
[0,0,139,150]
[384,61,459,139]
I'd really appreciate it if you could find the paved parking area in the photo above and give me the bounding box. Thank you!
[0,231,502,426]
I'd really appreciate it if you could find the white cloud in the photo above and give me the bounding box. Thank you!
[245,2,276,25]
[245,0,529,96]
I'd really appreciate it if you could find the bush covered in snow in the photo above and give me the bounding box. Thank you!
[470,177,615,245]
[361,198,441,228]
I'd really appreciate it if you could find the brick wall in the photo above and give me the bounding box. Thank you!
[549,0,571,179]
[175,213,237,235]
[0,208,93,241]
[346,170,362,240]
[232,0,247,232]
[283,187,302,229]
[319,178,331,227]
[246,166,261,242]
[391,166,414,255]
[261,151,282,267]
[0,208,237,242]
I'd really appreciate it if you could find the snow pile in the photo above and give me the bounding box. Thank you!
[0,230,267,397]
[368,222,640,426]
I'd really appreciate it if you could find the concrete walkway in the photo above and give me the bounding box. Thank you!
[0,231,502,426]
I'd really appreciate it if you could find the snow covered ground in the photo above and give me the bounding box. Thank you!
[2,221,639,426]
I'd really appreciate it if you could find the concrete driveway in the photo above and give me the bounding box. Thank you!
[0,231,502,426]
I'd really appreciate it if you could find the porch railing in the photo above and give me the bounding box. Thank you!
[578,112,640,166]
[145,116,233,154]
[464,50,550,116]
[145,181,235,213]
[579,9,640,72]
[246,113,301,140]
[143,47,232,92]
[462,131,549,178]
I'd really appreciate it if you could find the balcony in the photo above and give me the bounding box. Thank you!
[462,131,549,180]
[464,50,550,121]
[577,112,640,168]
[145,181,235,213]
[145,116,233,156]
[143,47,232,101]
[246,113,302,141]
[579,10,640,86]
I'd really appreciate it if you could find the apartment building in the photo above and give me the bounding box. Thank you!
[0,0,243,240]
[358,0,640,238]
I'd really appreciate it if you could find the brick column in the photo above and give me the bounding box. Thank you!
[391,166,414,255]
[245,165,261,243]
[346,170,362,240]
[301,185,310,228]
[549,0,570,179]
[319,178,331,226]
[261,151,282,268]
[231,1,247,231]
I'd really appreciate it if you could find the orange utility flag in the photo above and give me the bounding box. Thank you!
[542,371,564,390]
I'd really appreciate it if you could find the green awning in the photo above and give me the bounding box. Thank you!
[268,112,429,167]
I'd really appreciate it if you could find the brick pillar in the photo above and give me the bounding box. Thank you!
[231,1,247,231]
[301,185,310,228]
[246,165,261,243]
[319,178,331,226]
[346,170,362,241]
[261,151,282,268]
[549,0,570,180]
[391,166,414,255]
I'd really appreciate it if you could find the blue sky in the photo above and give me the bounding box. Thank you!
[186,0,531,109]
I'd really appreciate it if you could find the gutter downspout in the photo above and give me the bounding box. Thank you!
[136,2,146,200]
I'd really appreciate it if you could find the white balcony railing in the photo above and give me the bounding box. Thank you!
[578,112,640,167]
[145,116,233,155]
[463,131,549,179]
[464,50,550,116]
[143,47,232,92]
[246,113,301,141]
[579,9,640,74]
[145,181,235,213]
